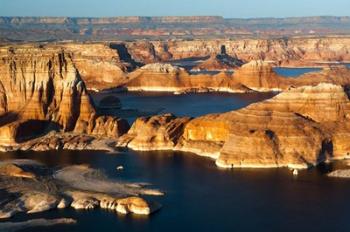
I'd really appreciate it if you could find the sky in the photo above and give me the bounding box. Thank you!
[0,0,350,18]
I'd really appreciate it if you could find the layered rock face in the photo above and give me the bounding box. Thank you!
[5,42,350,94]
[208,84,350,168]
[120,84,350,168]
[122,60,350,94]
[62,43,129,91]
[118,114,191,150]
[0,45,129,145]
[125,38,350,66]
[125,63,245,93]
[232,60,283,91]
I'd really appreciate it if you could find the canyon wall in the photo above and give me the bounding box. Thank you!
[124,37,350,67]
[3,39,350,92]
[0,45,129,145]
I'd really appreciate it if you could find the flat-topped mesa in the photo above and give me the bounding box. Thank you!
[121,83,350,169]
[123,59,350,94]
[124,61,274,93]
[0,46,129,145]
[233,60,283,91]
[125,63,240,92]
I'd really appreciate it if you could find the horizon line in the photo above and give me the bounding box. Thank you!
[1,15,350,20]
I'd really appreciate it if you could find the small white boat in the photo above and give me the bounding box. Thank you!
[293,169,299,176]
[116,166,124,171]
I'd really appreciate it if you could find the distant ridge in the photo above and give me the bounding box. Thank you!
[1,16,350,41]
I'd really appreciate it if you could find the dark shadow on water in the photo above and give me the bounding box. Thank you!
[15,120,60,143]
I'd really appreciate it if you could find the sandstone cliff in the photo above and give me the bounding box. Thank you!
[0,45,129,145]
[124,38,350,67]
[124,63,249,93]
[122,60,350,94]
[119,83,350,169]
[62,43,129,91]
[5,42,350,94]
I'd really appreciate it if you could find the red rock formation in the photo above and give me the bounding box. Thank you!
[61,43,129,91]
[118,114,191,150]
[124,63,250,93]
[0,45,129,145]
[192,54,242,71]
[120,83,350,169]
[124,38,350,67]
[122,60,350,94]
[232,60,283,91]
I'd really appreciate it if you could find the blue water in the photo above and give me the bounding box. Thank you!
[274,67,322,77]
[1,150,350,232]
[91,91,276,123]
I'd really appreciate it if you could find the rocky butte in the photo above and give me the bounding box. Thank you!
[119,83,350,169]
[0,45,129,150]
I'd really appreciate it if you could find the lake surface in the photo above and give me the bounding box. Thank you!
[1,150,350,232]
[3,68,350,231]
[274,67,321,77]
[91,91,276,123]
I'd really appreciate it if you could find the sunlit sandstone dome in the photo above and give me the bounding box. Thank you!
[119,83,350,169]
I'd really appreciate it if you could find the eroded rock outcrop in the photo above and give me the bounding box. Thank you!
[192,53,243,71]
[62,43,129,91]
[0,45,129,146]
[232,60,283,91]
[118,114,191,150]
[0,161,162,219]
[124,62,274,93]
[123,60,267,93]
[120,84,350,168]
[122,60,350,94]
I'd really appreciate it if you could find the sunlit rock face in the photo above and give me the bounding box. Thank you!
[186,83,350,168]
[232,60,283,91]
[0,46,129,145]
[121,84,350,168]
[124,38,350,67]
[61,43,129,91]
[124,62,274,93]
[123,60,350,94]
[118,114,191,150]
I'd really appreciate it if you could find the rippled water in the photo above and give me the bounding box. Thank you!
[2,69,350,231]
